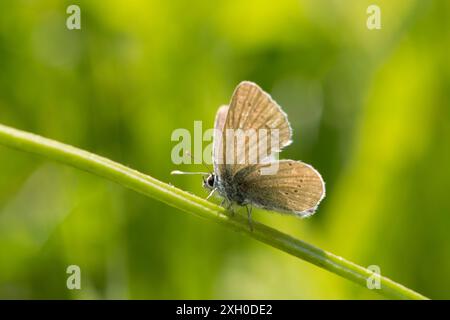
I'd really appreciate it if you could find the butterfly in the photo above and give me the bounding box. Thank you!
[173,81,325,229]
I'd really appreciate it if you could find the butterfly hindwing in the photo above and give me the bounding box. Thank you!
[237,160,325,216]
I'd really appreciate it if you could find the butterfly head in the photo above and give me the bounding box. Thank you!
[203,173,216,190]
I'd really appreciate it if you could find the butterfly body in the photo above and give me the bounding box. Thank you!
[210,168,251,207]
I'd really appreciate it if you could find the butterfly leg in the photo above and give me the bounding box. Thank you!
[219,198,234,216]
[224,200,235,217]
[206,188,217,200]
[246,205,253,231]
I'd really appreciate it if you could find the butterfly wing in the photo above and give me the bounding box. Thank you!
[215,81,292,177]
[238,160,325,217]
[212,105,229,172]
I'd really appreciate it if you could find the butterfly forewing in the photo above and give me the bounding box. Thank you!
[239,160,325,216]
[213,105,229,169]
[215,82,292,176]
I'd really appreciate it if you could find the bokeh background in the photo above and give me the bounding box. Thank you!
[0,0,449,299]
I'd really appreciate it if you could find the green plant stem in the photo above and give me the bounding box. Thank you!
[0,123,428,300]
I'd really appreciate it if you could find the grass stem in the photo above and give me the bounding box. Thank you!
[0,123,428,300]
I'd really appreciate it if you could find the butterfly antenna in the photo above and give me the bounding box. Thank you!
[171,170,209,175]
[185,151,212,174]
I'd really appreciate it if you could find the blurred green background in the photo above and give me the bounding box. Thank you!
[0,0,449,299]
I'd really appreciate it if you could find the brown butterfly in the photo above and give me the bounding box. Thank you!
[173,81,325,228]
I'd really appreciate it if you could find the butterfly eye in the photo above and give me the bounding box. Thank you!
[207,175,215,187]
